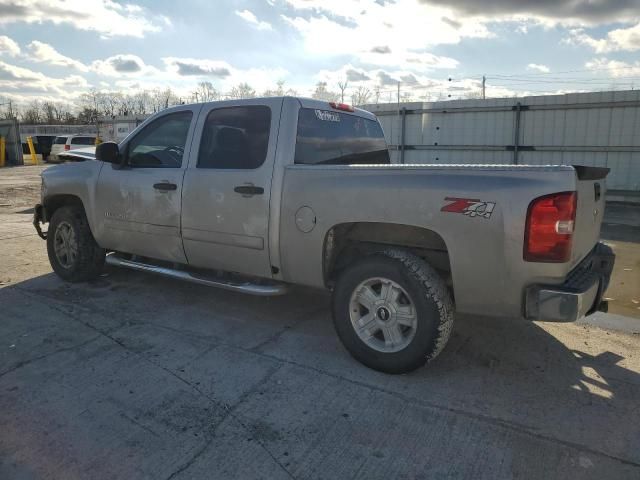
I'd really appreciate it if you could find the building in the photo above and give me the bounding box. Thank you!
[365,89,640,201]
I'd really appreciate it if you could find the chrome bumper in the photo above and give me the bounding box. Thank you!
[525,243,615,322]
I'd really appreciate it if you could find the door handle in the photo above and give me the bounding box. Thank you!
[153,182,177,191]
[234,185,264,196]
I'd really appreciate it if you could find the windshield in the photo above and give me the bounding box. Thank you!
[53,137,67,144]
[295,108,389,165]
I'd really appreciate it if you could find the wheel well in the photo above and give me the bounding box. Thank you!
[324,222,453,291]
[43,194,85,221]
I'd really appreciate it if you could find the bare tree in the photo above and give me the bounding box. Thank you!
[20,101,42,124]
[337,80,349,103]
[149,87,180,112]
[311,81,339,102]
[193,81,220,102]
[351,86,372,106]
[229,82,256,99]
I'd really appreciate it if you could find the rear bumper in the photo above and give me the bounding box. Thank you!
[525,243,615,322]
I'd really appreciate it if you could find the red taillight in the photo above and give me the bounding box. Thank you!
[524,192,577,263]
[64,144,70,150]
[329,102,355,112]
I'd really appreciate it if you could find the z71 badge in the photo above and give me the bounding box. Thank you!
[441,197,496,219]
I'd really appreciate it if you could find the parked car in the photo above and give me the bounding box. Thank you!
[33,97,615,374]
[49,135,96,162]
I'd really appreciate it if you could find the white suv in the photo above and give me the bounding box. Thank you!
[50,135,96,162]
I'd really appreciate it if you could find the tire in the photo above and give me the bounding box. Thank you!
[47,205,105,282]
[332,249,454,374]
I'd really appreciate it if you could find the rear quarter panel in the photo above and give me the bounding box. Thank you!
[280,164,579,318]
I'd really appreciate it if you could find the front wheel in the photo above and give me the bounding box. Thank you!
[47,205,105,282]
[332,249,454,374]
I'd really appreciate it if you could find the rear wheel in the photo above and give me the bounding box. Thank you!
[332,249,454,374]
[47,205,105,282]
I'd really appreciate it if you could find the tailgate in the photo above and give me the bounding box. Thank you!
[570,166,609,267]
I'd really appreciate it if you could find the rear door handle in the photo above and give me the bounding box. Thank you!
[153,182,177,191]
[234,185,264,196]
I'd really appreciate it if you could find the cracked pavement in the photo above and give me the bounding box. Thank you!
[1,166,639,479]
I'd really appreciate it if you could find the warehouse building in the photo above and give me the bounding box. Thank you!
[365,89,640,202]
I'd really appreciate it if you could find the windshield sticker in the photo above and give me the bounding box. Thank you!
[315,110,341,122]
[441,197,496,219]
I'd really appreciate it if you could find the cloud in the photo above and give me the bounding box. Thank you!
[163,58,233,77]
[527,63,550,73]
[162,56,288,92]
[0,0,169,38]
[585,58,640,77]
[345,68,370,81]
[235,9,273,31]
[371,45,391,54]
[0,35,20,56]
[419,0,640,24]
[0,59,88,97]
[568,23,640,53]
[281,0,477,72]
[28,41,89,71]
[91,54,150,76]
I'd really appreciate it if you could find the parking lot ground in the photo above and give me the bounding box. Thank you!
[1,165,640,479]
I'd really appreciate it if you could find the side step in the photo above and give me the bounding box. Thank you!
[105,254,289,296]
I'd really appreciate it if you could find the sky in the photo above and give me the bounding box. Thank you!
[1,0,640,109]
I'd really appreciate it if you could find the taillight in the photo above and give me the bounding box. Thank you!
[329,102,355,112]
[524,192,577,263]
[64,144,70,150]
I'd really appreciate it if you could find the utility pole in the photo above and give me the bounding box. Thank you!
[482,75,486,100]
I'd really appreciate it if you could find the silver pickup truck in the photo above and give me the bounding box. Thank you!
[34,96,614,373]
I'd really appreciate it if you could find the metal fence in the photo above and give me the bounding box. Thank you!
[364,89,640,194]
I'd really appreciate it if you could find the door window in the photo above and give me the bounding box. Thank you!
[128,111,193,168]
[197,106,271,169]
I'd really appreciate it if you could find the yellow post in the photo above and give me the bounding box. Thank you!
[27,136,37,165]
[0,136,5,167]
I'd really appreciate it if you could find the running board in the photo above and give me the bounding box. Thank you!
[105,254,289,296]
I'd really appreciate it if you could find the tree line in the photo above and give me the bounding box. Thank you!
[1,80,378,125]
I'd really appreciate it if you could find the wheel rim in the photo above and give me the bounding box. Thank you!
[53,221,78,269]
[348,277,418,353]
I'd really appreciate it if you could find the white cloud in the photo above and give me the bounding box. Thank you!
[0,35,20,56]
[527,63,550,73]
[568,23,640,53]
[91,54,154,76]
[235,9,273,31]
[585,58,640,77]
[0,60,88,99]
[163,56,288,92]
[0,0,169,38]
[28,41,89,71]
[279,0,483,72]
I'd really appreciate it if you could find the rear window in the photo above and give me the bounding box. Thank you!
[71,137,95,146]
[53,137,67,144]
[295,108,389,165]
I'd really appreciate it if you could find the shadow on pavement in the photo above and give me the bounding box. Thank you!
[1,268,639,479]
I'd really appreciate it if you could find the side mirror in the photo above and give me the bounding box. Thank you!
[95,142,120,164]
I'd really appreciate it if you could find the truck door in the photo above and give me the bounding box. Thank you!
[181,98,283,278]
[94,105,201,263]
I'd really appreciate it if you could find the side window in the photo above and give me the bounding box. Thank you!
[128,111,193,168]
[197,106,271,169]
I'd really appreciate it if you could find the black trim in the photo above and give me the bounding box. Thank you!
[573,165,610,181]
